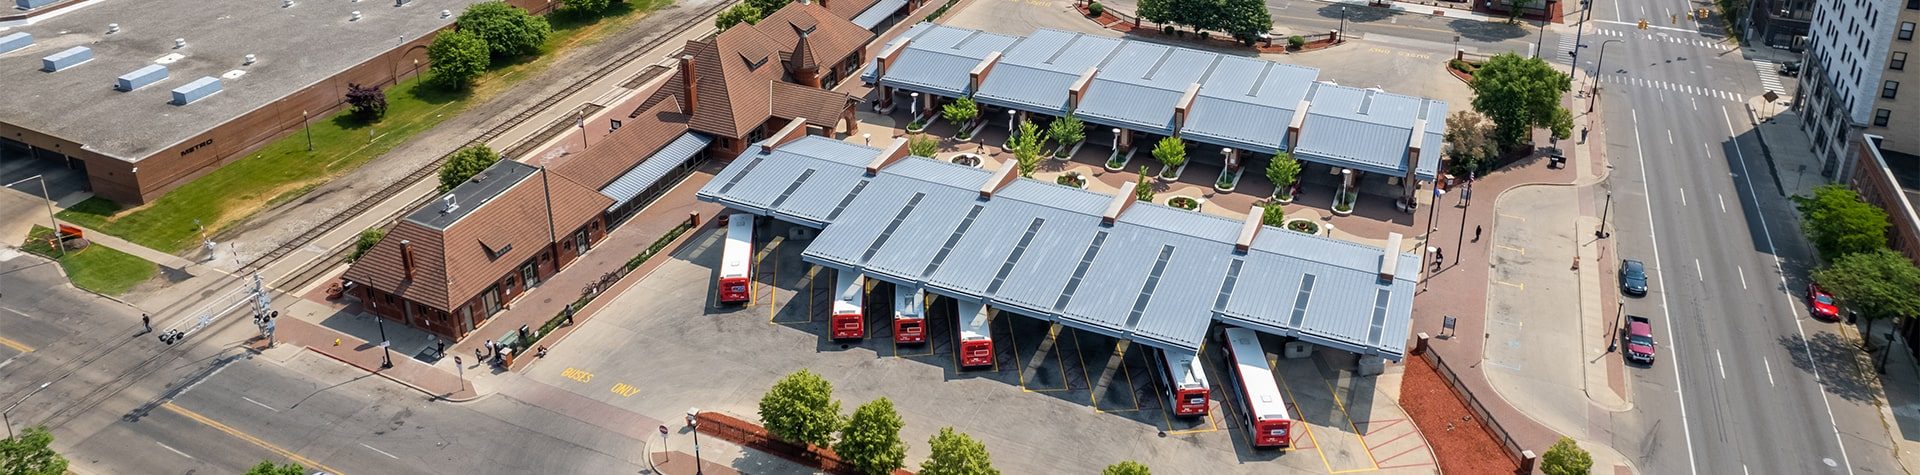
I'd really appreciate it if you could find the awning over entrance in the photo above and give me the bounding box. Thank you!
[600,132,711,208]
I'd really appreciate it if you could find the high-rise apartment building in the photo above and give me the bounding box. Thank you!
[1800,0,1920,178]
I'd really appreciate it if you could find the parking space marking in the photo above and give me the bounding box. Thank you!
[1321,373,1382,472]
[1009,320,1071,393]
[1092,341,1141,414]
[1162,342,1222,435]
[1494,280,1526,290]
[1269,365,1327,463]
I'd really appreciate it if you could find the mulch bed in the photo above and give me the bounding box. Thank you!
[1072,4,1342,53]
[1399,356,1520,475]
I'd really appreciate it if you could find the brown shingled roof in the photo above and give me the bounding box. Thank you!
[344,162,614,312]
[819,0,880,22]
[553,100,692,190]
[770,81,856,129]
[760,2,874,76]
[640,7,863,142]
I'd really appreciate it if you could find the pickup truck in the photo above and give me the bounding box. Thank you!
[1625,315,1656,365]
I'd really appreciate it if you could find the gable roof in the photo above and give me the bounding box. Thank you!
[552,99,693,190]
[770,81,857,129]
[344,160,614,312]
[820,0,880,21]
[759,1,875,73]
[641,12,860,140]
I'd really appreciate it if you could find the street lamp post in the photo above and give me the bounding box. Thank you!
[1596,192,1613,238]
[1007,109,1016,131]
[5,175,63,258]
[863,133,872,146]
[688,408,705,475]
[3,382,52,439]
[1566,0,1591,78]
[1588,39,1623,113]
[376,316,393,369]
[302,110,314,151]
[1339,7,1347,38]
[909,92,920,118]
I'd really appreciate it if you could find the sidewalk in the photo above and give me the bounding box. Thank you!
[257,314,478,400]
[1746,100,1827,198]
[1315,0,1512,24]
[1873,334,1920,473]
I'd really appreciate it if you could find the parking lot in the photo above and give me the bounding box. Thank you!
[523,218,1434,473]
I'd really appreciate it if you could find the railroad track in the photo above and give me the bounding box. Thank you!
[14,1,735,433]
[235,0,730,277]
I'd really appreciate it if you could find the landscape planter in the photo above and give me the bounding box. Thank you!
[1284,218,1321,235]
[906,115,937,133]
[1215,167,1242,192]
[1166,195,1204,211]
[1052,141,1082,161]
[951,153,984,168]
[1157,162,1187,181]
[1104,149,1134,172]
[1273,191,1295,204]
[1056,172,1089,189]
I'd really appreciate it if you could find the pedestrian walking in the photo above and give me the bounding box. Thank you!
[1474,225,1483,242]
[1461,187,1472,206]
[141,313,151,333]
[485,339,496,356]
[1434,248,1445,265]
[437,340,447,357]
[474,347,485,363]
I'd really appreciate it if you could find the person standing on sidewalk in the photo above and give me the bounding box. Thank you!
[1475,225,1484,242]
[141,313,151,333]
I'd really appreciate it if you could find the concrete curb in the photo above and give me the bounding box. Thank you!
[301,346,487,402]
[511,217,717,374]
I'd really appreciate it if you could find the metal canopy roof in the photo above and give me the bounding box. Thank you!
[851,0,908,29]
[875,25,1020,97]
[867,24,1449,180]
[697,135,1421,360]
[600,132,711,208]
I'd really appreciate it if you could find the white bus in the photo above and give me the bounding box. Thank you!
[831,271,866,340]
[1221,327,1293,448]
[1161,348,1211,417]
[717,215,754,304]
[893,284,926,344]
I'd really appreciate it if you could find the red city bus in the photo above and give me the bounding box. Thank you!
[956,300,994,368]
[893,285,926,344]
[1221,327,1294,448]
[716,216,754,304]
[830,271,866,340]
[1160,349,1211,417]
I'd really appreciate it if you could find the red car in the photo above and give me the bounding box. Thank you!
[1807,283,1841,321]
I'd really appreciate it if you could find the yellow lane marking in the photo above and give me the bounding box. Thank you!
[0,334,32,353]
[162,403,344,474]
[1495,280,1527,290]
[1270,356,1321,461]
[1322,375,1382,472]
[1495,244,1526,254]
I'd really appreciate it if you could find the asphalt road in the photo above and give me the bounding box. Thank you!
[1092,0,1544,55]
[1580,0,1901,472]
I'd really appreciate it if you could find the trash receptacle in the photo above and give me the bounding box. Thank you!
[502,347,516,367]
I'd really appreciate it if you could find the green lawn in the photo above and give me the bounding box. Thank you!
[21,226,158,296]
[57,0,669,253]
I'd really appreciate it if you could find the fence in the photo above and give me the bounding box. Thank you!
[693,411,915,475]
[1416,341,1529,466]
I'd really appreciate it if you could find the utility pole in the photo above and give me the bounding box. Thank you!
[1588,39,1623,113]
[1596,192,1613,238]
[6,175,62,258]
[3,382,52,439]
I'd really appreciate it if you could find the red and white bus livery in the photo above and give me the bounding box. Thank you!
[955,300,994,368]
[1161,349,1210,417]
[717,215,754,304]
[1221,327,1294,448]
[830,272,866,340]
[893,285,926,344]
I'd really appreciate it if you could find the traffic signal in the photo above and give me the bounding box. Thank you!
[1638,19,1648,29]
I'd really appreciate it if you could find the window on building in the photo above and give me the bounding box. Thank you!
[1886,80,1901,99]
[1909,0,1919,10]
[1876,108,1893,126]
[1904,22,1917,40]
[1896,52,1910,70]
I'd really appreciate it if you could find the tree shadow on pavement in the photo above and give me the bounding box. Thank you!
[1314,4,1404,23]
[1778,331,1883,405]
[1448,18,1530,43]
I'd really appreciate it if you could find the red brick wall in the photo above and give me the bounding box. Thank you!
[1848,137,1920,266]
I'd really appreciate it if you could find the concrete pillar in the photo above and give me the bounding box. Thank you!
[1356,355,1385,376]
[878,86,894,111]
[1330,29,1340,43]
[1520,450,1538,473]
[1118,129,1133,152]
[1455,49,1465,61]
[1089,340,1131,408]
[1222,148,1238,170]
[1415,332,1430,355]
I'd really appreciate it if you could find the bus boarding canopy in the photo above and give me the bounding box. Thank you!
[696,135,1421,361]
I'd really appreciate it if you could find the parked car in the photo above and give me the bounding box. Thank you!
[1625,315,1656,365]
[1807,283,1841,321]
[1620,259,1648,296]
[1779,61,1801,77]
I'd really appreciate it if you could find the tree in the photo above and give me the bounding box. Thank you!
[1048,115,1086,148]
[1540,437,1593,475]
[835,398,907,475]
[439,145,500,192]
[456,1,552,58]
[562,0,613,15]
[1813,249,1920,346]
[920,427,998,475]
[1502,0,1529,24]
[942,98,979,129]
[1008,121,1048,178]
[1135,166,1154,202]
[1795,184,1891,259]
[1444,111,1498,176]
[1152,137,1186,178]
[0,427,67,475]
[350,228,386,263]
[345,83,387,122]
[758,369,843,448]
[244,461,306,475]
[1217,0,1271,45]
[1468,53,1571,148]
[427,30,491,90]
[1103,461,1152,475]
[1549,106,1573,141]
[715,2,763,30]
[909,134,940,157]
[746,0,792,17]
[1137,0,1172,26]
[1265,152,1300,199]
[1262,203,1285,227]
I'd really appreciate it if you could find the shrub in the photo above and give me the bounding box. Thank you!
[345,83,387,121]
[439,145,500,192]
[1151,137,1186,177]
[1088,1,1104,16]
[1049,115,1086,147]
[1135,166,1154,202]
[758,369,844,447]
[1262,204,1284,227]
[715,2,763,30]
[562,0,613,15]
[456,1,552,58]
[1287,35,1306,48]
[350,228,386,263]
[909,134,940,157]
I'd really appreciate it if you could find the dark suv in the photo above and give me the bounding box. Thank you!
[1620,259,1648,296]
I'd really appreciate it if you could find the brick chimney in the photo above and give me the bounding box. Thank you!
[399,239,415,280]
[680,54,698,115]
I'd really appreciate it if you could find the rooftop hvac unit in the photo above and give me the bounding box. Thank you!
[116,64,169,91]
[0,32,31,55]
[173,38,186,49]
[41,46,92,72]
[170,76,222,105]
[243,54,256,65]
[106,23,119,34]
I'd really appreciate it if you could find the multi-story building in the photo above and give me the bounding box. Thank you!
[1800,0,1920,178]
[1749,0,1816,51]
